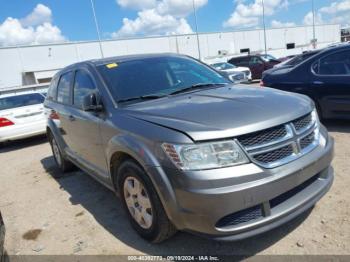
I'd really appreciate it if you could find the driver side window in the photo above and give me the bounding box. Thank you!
[73,70,96,109]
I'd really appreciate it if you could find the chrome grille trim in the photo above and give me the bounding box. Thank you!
[292,113,313,134]
[239,125,292,151]
[237,112,319,169]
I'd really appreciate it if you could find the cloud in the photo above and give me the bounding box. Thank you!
[116,0,157,10]
[302,11,323,26]
[301,1,350,28]
[113,0,208,37]
[319,0,350,14]
[271,20,296,28]
[112,9,193,37]
[0,4,65,46]
[156,0,208,17]
[223,0,289,28]
[20,3,52,27]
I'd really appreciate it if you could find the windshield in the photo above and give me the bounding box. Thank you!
[0,93,45,111]
[211,63,236,70]
[97,56,230,104]
[261,54,277,62]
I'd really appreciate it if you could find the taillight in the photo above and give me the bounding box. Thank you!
[259,80,265,87]
[49,110,59,120]
[0,117,14,127]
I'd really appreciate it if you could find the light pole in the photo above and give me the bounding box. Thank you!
[90,0,104,58]
[312,0,316,49]
[192,0,201,60]
[262,0,267,55]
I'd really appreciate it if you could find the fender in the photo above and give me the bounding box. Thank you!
[47,119,69,158]
[106,133,181,226]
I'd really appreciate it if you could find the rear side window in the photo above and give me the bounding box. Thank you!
[317,50,350,75]
[47,76,58,101]
[57,72,73,104]
[73,70,96,109]
[0,93,45,111]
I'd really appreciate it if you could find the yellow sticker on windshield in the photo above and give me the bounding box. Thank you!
[106,63,118,69]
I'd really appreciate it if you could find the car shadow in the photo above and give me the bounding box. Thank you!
[0,135,48,154]
[40,156,312,256]
[322,119,350,133]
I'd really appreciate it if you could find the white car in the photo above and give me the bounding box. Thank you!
[211,62,252,82]
[0,92,47,143]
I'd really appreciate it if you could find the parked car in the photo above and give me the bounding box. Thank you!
[262,44,350,119]
[210,62,252,82]
[45,53,333,243]
[0,211,5,262]
[0,92,46,143]
[228,54,281,80]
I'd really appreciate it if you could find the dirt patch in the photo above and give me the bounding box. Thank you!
[22,229,42,240]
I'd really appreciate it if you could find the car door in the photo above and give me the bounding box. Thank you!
[249,56,265,79]
[54,71,75,149]
[310,49,350,119]
[68,68,108,177]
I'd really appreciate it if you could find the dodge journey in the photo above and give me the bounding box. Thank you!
[44,53,334,243]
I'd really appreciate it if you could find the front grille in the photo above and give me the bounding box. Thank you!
[216,205,263,228]
[292,114,312,132]
[254,145,294,164]
[238,125,287,148]
[237,112,318,168]
[300,132,315,149]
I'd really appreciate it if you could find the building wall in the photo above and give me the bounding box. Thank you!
[0,24,340,89]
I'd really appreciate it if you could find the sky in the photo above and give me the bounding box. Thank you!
[0,0,349,47]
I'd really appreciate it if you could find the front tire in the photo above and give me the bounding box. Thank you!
[48,134,74,174]
[117,160,177,243]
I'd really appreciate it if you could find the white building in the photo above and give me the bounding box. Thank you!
[0,24,340,89]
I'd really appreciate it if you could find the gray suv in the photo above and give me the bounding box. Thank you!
[44,54,334,243]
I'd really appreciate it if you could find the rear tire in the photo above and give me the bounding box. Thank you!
[117,160,177,243]
[48,134,74,174]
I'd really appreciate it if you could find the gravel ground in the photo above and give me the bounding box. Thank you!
[0,120,349,256]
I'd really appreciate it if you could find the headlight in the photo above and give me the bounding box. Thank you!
[162,141,249,170]
[311,108,319,125]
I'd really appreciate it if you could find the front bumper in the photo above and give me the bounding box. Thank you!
[147,128,334,240]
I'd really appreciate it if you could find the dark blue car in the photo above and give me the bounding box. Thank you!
[262,44,350,120]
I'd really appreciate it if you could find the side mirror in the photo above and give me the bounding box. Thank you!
[82,92,103,112]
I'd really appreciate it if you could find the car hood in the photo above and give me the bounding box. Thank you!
[123,85,313,141]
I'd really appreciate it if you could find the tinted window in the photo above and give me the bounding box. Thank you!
[47,76,58,101]
[250,57,263,64]
[0,93,44,111]
[318,50,350,75]
[73,70,96,108]
[97,56,229,103]
[57,72,73,104]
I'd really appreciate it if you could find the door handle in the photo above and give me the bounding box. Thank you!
[313,81,324,85]
[68,115,76,121]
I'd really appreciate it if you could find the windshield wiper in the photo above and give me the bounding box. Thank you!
[117,94,165,104]
[169,83,228,95]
